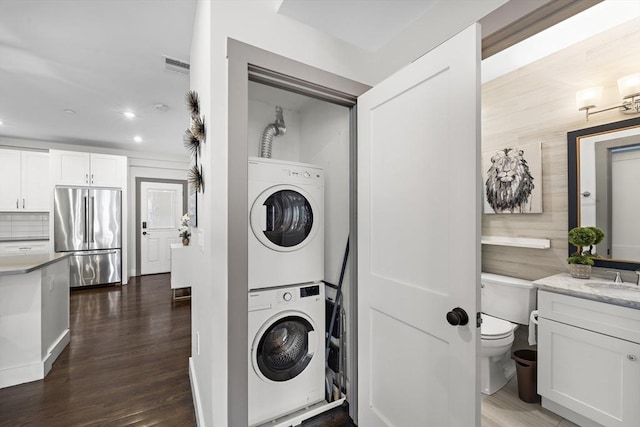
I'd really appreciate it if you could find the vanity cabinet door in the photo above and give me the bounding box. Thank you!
[538,317,640,427]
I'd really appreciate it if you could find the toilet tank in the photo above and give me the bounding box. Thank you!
[481,273,536,325]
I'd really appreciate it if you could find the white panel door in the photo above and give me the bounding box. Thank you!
[611,147,640,260]
[357,25,481,427]
[140,182,183,275]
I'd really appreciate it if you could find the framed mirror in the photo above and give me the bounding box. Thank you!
[568,117,640,270]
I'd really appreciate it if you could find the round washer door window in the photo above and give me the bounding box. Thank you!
[250,185,319,252]
[255,315,316,382]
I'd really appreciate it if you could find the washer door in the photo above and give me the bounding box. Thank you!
[250,184,319,252]
[253,313,317,382]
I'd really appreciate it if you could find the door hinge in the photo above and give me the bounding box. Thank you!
[476,312,482,328]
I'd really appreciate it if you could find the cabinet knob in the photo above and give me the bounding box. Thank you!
[628,354,637,361]
[16,199,19,209]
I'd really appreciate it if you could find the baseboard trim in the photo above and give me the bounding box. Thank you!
[189,357,205,427]
[1,328,70,389]
[0,361,42,389]
[43,329,70,376]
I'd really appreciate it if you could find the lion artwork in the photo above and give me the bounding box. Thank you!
[485,148,535,213]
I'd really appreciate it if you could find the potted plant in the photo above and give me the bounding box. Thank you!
[178,213,191,246]
[567,226,604,279]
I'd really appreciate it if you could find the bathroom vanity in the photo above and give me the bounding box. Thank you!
[534,274,640,427]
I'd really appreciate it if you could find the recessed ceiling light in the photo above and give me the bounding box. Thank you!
[0,120,3,126]
[64,109,75,115]
[123,111,136,119]
[133,136,142,143]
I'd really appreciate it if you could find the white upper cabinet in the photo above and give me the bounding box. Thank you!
[50,150,125,188]
[0,149,50,212]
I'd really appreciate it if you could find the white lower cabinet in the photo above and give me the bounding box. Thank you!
[538,290,640,427]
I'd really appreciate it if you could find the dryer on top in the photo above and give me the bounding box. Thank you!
[248,157,324,290]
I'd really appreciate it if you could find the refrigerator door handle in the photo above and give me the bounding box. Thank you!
[84,196,88,244]
[90,196,96,243]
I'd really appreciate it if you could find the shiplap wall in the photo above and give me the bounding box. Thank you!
[481,18,640,281]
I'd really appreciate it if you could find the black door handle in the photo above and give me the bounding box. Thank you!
[142,231,149,236]
[446,307,469,326]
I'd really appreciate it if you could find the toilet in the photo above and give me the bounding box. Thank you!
[480,272,536,395]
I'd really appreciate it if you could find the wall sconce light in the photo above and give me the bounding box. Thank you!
[576,73,640,121]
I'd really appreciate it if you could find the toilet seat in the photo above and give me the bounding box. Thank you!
[481,314,514,340]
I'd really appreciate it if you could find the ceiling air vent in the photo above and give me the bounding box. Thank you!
[163,56,190,74]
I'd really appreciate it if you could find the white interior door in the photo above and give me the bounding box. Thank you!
[611,146,640,260]
[140,182,183,275]
[357,24,481,427]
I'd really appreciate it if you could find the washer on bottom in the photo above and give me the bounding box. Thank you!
[248,283,325,426]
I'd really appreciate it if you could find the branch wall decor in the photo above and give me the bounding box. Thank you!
[182,89,206,194]
[191,114,206,142]
[183,129,200,156]
[188,163,204,194]
[186,90,200,117]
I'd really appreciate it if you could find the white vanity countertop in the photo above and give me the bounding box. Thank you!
[0,253,70,276]
[533,273,640,310]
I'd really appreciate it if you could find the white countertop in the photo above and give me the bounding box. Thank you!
[533,273,640,310]
[0,253,70,276]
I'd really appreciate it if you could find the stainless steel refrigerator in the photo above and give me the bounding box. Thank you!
[54,186,122,287]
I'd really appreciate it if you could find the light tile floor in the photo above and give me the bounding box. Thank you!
[482,377,580,427]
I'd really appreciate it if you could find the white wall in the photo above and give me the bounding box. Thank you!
[190,1,510,425]
[187,1,213,426]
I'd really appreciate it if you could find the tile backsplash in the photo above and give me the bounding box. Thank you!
[0,212,49,240]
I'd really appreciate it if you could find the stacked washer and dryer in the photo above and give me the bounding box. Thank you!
[247,157,326,426]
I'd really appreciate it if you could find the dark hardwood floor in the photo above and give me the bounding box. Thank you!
[0,273,353,427]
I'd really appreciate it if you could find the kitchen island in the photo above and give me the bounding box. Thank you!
[0,253,71,388]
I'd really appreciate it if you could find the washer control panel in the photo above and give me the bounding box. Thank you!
[300,284,320,298]
[275,284,320,304]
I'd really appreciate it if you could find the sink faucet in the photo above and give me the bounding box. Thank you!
[607,271,623,283]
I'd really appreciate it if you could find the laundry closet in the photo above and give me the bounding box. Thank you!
[246,79,355,426]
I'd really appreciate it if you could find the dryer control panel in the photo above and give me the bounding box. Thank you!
[248,157,324,187]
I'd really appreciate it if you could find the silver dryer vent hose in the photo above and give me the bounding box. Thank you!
[259,106,286,158]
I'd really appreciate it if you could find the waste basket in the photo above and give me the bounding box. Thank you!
[512,349,539,403]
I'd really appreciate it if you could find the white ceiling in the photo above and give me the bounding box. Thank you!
[277,0,439,51]
[0,0,196,157]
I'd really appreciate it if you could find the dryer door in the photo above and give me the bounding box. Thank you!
[254,314,317,382]
[250,184,320,252]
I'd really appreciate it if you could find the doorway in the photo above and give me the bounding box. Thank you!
[136,178,187,276]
